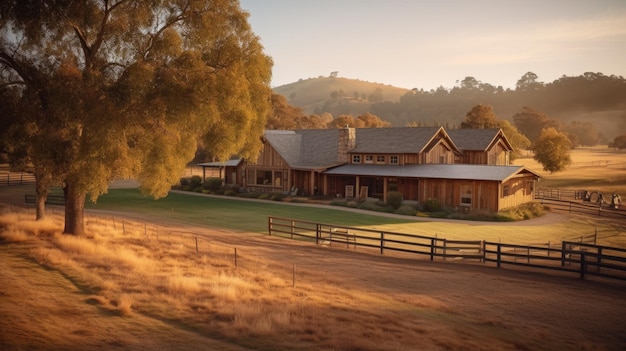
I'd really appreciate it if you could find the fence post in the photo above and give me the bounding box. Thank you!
[234,248,238,268]
[597,247,602,272]
[443,239,447,261]
[268,217,272,236]
[380,232,384,255]
[195,236,199,256]
[561,242,566,266]
[580,252,586,279]
[315,224,320,245]
[496,244,501,268]
[290,220,295,239]
[430,238,435,261]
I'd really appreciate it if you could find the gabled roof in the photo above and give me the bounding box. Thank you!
[324,164,540,182]
[351,127,444,153]
[447,128,513,151]
[263,129,345,170]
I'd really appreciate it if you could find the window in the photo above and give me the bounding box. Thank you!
[460,184,472,205]
[376,155,385,163]
[256,170,272,185]
[503,185,510,196]
[390,155,398,164]
[352,155,361,164]
[365,155,374,164]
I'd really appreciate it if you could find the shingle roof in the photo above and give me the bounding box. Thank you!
[324,164,540,182]
[264,129,344,169]
[351,127,443,153]
[197,159,242,167]
[446,128,509,151]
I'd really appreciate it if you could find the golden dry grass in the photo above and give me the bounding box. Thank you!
[514,146,626,194]
[1,204,626,350]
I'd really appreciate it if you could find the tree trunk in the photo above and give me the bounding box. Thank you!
[34,174,48,220]
[35,194,46,220]
[63,182,86,235]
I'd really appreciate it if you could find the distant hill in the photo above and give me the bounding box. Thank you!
[273,77,409,116]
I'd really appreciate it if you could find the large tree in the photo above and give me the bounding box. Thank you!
[532,127,572,173]
[0,0,272,235]
[512,106,560,145]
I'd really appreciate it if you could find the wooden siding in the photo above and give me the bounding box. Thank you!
[498,175,536,210]
[487,141,509,165]
[423,141,455,164]
[419,179,500,212]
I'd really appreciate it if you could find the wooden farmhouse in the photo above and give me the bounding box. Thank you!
[199,127,541,213]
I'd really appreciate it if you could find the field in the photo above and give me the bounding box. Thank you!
[1,147,626,350]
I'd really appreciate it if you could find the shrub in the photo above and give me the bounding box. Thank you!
[189,175,203,187]
[394,204,417,216]
[224,189,237,196]
[179,177,190,186]
[258,193,271,200]
[203,177,223,192]
[270,193,286,201]
[422,199,441,212]
[386,191,403,210]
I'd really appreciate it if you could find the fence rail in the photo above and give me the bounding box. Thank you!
[268,216,626,281]
[536,198,626,220]
[0,170,36,186]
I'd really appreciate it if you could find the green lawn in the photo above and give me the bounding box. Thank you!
[88,189,411,233]
[88,189,625,247]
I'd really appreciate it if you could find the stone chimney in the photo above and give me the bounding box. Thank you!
[338,126,356,163]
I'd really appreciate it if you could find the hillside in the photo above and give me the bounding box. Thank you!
[273,76,409,116]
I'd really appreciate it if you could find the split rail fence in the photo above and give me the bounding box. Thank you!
[267,216,626,281]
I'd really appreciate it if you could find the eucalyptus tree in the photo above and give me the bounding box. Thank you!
[0,0,273,235]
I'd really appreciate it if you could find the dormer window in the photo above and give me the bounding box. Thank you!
[352,155,361,164]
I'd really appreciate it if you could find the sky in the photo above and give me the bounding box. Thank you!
[239,0,626,90]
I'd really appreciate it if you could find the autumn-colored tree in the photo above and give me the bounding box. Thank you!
[532,128,572,173]
[513,106,560,144]
[459,104,529,160]
[326,113,390,129]
[564,121,600,147]
[0,0,272,234]
[460,104,499,129]
[266,94,303,130]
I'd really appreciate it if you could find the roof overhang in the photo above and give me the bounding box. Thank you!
[324,164,541,182]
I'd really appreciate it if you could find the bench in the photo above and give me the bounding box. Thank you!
[24,194,65,206]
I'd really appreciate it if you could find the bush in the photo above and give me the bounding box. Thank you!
[179,177,190,186]
[189,175,203,187]
[203,177,223,192]
[224,189,237,196]
[422,199,441,212]
[386,191,403,210]
[270,193,286,201]
[394,204,417,216]
[258,193,271,200]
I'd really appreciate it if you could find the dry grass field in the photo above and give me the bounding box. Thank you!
[1,204,626,351]
[514,146,626,194]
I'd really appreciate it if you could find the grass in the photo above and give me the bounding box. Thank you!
[514,146,626,194]
[88,189,412,232]
[2,204,625,350]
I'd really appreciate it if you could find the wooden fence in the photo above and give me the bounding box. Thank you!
[267,216,626,281]
[536,198,626,220]
[0,168,35,186]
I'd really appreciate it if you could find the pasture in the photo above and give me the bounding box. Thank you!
[1,205,625,351]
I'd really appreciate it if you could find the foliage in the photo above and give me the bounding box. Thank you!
[460,104,499,129]
[609,135,626,149]
[532,128,572,173]
[394,204,417,216]
[190,176,203,188]
[513,107,560,144]
[421,199,442,212]
[386,191,403,210]
[202,177,223,193]
[0,0,272,234]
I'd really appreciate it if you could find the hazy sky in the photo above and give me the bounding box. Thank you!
[239,0,626,90]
